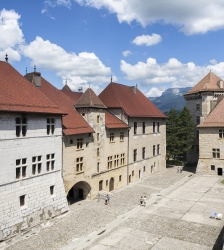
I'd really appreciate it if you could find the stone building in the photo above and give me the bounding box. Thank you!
[184,72,224,163]
[0,61,68,241]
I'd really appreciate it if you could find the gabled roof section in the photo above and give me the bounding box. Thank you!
[197,96,224,128]
[105,111,129,129]
[62,84,72,92]
[99,82,166,118]
[0,61,64,114]
[25,72,94,135]
[185,72,224,95]
[62,89,83,105]
[75,88,106,109]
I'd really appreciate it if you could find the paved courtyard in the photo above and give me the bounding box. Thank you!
[1,166,224,250]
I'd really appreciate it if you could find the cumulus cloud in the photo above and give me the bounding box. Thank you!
[210,59,217,65]
[21,36,112,90]
[120,57,224,88]
[132,34,162,46]
[122,50,132,57]
[74,0,224,35]
[0,9,24,61]
[145,87,164,97]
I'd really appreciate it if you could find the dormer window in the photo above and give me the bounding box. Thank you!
[47,118,55,135]
[16,117,27,137]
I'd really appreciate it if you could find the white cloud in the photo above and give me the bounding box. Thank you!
[120,57,224,88]
[122,50,132,57]
[21,36,112,89]
[44,0,72,9]
[74,0,224,35]
[145,87,164,97]
[41,9,47,14]
[210,59,217,65]
[132,34,162,46]
[0,9,24,61]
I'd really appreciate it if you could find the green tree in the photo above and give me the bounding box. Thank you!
[166,108,181,162]
[179,106,195,164]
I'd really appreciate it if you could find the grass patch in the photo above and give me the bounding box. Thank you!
[221,180,224,184]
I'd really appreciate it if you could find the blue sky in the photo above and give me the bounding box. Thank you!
[1,0,224,96]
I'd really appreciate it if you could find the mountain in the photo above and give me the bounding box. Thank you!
[148,87,191,114]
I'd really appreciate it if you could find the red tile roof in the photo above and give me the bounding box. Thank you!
[185,72,224,95]
[105,111,129,129]
[0,61,65,114]
[24,73,94,135]
[62,90,83,105]
[75,88,106,109]
[99,82,166,118]
[197,96,224,128]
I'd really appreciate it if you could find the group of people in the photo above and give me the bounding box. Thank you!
[177,167,183,173]
[139,196,147,207]
[105,194,110,205]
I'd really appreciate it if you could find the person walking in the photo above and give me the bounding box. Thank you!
[107,194,110,204]
[105,198,107,205]
[140,196,143,206]
[143,196,147,207]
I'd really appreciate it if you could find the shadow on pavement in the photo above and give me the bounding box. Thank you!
[182,165,197,174]
[212,226,224,250]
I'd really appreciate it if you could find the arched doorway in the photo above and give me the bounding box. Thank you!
[67,181,91,205]
[109,178,114,192]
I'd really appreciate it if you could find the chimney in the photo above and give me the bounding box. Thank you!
[130,86,136,94]
[33,72,41,88]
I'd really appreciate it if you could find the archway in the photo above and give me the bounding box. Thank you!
[67,181,91,205]
[109,178,114,192]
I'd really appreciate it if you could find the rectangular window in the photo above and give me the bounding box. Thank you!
[16,117,27,137]
[50,185,54,195]
[20,195,25,207]
[77,138,83,149]
[97,162,100,172]
[153,122,156,133]
[97,148,99,157]
[16,158,27,179]
[132,170,134,176]
[114,154,119,167]
[196,116,200,125]
[212,148,220,158]
[119,175,122,182]
[97,133,99,141]
[153,145,156,156]
[47,118,55,135]
[219,129,224,138]
[97,115,100,123]
[70,139,73,144]
[110,133,114,142]
[120,153,125,166]
[157,144,160,155]
[157,122,160,133]
[211,165,215,170]
[46,154,55,171]
[32,156,42,175]
[142,147,145,159]
[143,166,146,172]
[106,180,108,186]
[76,157,83,172]
[99,180,103,191]
[142,122,145,134]
[108,156,112,169]
[120,132,124,141]
[134,122,137,135]
[196,103,200,112]
[133,149,137,162]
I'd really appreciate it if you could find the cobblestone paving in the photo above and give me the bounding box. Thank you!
[1,167,214,250]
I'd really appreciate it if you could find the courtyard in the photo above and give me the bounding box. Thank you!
[1,166,224,250]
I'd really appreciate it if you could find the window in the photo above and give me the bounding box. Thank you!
[153,145,156,156]
[76,157,83,172]
[99,180,103,191]
[196,116,200,125]
[133,149,137,162]
[16,117,27,137]
[211,165,215,170]
[134,122,137,135]
[132,170,134,176]
[97,148,99,157]
[120,153,125,166]
[70,139,73,144]
[157,144,160,155]
[77,138,83,149]
[16,158,27,179]
[32,156,42,175]
[46,154,55,171]
[97,133,99,141]
[20,195,25,207]
[153,122,156,133]
[212,148,220,158]
[47,118,55,135]
[97,162,100,172]
[50,185,54,195]
[108,156,112,169]
[106,180,108,186]
[120,132,124,141]
[157,122,160,133]
[219,129,224,138]
[97,115,100,123]
[142,147,145,159]
[196,103,200,112]
[143,166,146,172]
[119,175,122,182]
[142,122,145,134]
[114,155,119,167]
[110,133,114,142]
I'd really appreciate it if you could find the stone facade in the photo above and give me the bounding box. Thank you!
[0,113,68,240]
